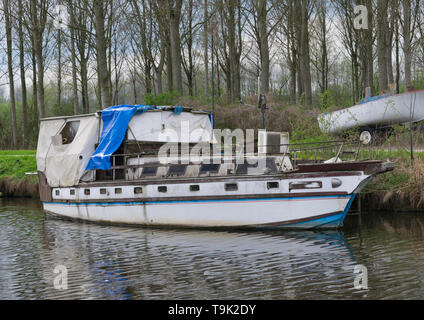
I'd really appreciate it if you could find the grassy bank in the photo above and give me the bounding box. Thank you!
[0,151,38,197]
[361,159,424,212]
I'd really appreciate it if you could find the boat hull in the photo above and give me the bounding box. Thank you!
[318,89,424,134]
[43,193,356,230]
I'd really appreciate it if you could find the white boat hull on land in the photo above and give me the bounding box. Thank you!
[318,90,424,134]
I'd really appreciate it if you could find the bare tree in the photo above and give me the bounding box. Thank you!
[93,0,112,108]
[17,0,28,147]
[3,0,18,147]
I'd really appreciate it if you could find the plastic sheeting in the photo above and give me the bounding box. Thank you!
[36,114,99,187]
[86,105,154,171]
[127,110,214,143]
[87,105,214,170]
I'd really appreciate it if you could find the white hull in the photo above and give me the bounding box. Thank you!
[43,195,356,229]
[42,173,367,229]
[318,90,424,134]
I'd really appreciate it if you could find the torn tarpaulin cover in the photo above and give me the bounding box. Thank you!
[86,105,154,171]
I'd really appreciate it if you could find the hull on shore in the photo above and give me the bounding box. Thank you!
[318,89,424,134]
[43,193,357,230]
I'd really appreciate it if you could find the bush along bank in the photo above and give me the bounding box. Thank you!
[0,151,38,198]
[360,159,424,212]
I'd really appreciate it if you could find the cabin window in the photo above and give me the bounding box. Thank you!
[235,158,278,175]
[168,165,187,176]
[115,188,122,194]
[158,186,167,193]
[199,164,221,174]
[55,190,60,196]
[142,167,158,176]
[289,181,323,191]
[84,189,90,195]
[225,183,238,191]
[100,188,107,195]
[70,189,75,195]
[60,121,80,145]
[267,182,279,189]
[190,185,200,192]
[134,187,143,194]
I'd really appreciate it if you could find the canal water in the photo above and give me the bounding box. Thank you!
[1,198,424,300]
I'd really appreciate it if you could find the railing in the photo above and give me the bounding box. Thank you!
[279,140,363,166]
[95,140,364,182]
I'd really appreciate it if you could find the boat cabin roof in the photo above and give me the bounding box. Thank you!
[39,106,211,122]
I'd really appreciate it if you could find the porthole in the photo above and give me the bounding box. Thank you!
[100,188,107,195]
[225,183,238,191]
[267,182,279,189]
[115,188,123,194]
[55,190,60,196]
[84,189,90,195]
[331,178,343,188]
[70,189,75,195]
[158,186,167,193]
[190,185,200,192]
[134,187,143,194]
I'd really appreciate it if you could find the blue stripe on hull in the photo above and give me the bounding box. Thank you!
[283,194,357,229]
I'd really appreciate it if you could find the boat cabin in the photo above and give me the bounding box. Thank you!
[36,106,292,190]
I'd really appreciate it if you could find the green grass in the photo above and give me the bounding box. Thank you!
[0,150,36,156]
[0,153,37,180]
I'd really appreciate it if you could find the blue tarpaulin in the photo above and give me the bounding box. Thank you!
[86,105,154,170]
[86,105,186,171]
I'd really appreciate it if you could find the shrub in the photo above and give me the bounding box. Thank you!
[144,91,180,106]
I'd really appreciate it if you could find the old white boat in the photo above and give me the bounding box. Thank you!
[36,105,393,230]
[318,90,424,143]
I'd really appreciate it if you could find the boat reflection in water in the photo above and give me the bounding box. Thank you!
[40,217,360,300]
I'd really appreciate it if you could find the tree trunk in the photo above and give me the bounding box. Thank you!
[386,0,395,85]
[18,0,28,148]
[377,0,389,92]
[169,0,183,94]
[57,29,62,110]
[402,0,412,90]
[366,0,374,95]
[93,0,112,108]
[204,0,209,99]
[395,10,401,94]
[4,0,18,147]
[30,0,46,118]
[298,0,312,106]
[257,0,270,94]
[227,0,241,102]
[31,35,38,123]
[81,59,89,113]
[70,7,79,115]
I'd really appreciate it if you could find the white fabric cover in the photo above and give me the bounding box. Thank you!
[127,111,213,143]
[36,115,99,187]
